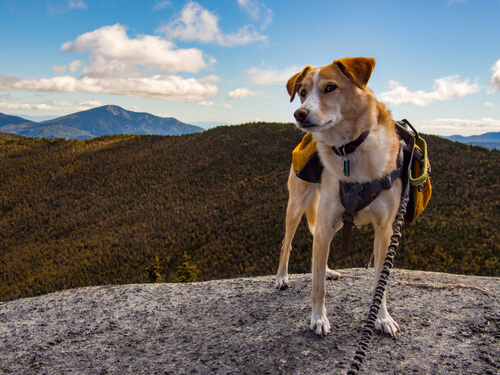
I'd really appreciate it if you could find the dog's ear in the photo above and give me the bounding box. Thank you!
[286,66,311,102]
[334,57,375,90]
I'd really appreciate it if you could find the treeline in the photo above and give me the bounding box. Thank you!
[0,123,498,301]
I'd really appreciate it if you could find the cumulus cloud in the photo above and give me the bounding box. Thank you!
[227,88,260,99]
[218,104,234,109]
[1,24,220,103]
[0,74,218,102]
[158,2,267,47]
[52,60,82,75]
[62,23,209,76]
[420,117,500,136]
[247,65,302,86]
[197,101,214,106]
[379,75,480,106]
[0,100,103,113]
[153,1,170,11]
[490,59,500,91]
[237,0,273,28]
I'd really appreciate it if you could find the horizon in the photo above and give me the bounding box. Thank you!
[3,104,500,138]
[1,0,500,136]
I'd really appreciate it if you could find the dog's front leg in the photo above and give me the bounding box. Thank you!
[310,197,342,336]
[276,168,319,289]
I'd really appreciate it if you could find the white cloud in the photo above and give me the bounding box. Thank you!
[0,74,219,102]
[68,60,82,72]
[237,0,273,28]
[490,59,500,91]
[153,1,170,11]
[227,87,260,99]
[420,117,500,136]
[52,65,68,75]
[485,101,495,107]
[197,101,214,106]
[379,75,480,106]
[158,2,267,47]
[247,65,302,86]
[68,0,87,10]
[62,23,209,76]
[52,60,82,75]
[2,24,220,103]
[80,100,104,107]
[0,100,103,114]
[218,104,234,109]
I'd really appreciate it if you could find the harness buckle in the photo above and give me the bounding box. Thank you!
[342,213,354,223]
[381,174,393,190]
[338,145,346,156]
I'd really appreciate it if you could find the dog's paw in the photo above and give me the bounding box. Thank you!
[375,312,400,337]
[275,275,289,290]
[326,268,341,280]
[310,313,331,337]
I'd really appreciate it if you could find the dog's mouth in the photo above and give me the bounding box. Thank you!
[297,120,332,131]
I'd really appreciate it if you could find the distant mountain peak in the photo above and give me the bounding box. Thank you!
[0,105,204,139]
[444,132,500,150]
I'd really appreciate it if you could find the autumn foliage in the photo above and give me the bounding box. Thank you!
[0,123,498,301]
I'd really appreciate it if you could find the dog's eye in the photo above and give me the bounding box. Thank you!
[300,89,307,97]
[325,85,338,93]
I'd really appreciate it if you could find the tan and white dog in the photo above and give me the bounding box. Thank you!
[276,57,402,337]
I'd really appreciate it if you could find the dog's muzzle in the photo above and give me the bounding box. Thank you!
[294,108,318,129]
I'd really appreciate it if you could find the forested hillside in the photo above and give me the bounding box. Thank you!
[0,123,498,301]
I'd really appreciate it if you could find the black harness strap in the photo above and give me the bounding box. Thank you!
[339,163,403,257]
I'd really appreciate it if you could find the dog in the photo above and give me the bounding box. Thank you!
[276,57,402,337]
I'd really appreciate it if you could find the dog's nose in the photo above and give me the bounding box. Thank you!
[294,108,309,123]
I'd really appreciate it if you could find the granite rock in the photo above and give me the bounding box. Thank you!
[1,268,499,374]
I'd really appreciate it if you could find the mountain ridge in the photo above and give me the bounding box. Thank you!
[0,123,498,302]
[0,105,204,139]
[443,132,500,149]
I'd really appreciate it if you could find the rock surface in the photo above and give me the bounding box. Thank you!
[0,268,499,375]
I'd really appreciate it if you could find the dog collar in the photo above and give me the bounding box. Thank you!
[332,130,370,157]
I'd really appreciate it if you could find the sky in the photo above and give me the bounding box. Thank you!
[1,0,500,136]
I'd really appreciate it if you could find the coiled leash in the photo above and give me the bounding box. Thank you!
[346,180,410,375]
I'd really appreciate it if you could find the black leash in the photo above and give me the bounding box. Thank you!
[346,177,410,375]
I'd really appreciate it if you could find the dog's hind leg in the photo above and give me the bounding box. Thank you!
[276,168,318,289]
[372,221,400,336]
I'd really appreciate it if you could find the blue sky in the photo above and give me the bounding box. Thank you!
[1,0,500,135]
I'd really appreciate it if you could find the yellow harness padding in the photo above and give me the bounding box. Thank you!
[292,133,317,172]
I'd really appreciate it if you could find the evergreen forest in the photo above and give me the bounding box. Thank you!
[0,123,498,301]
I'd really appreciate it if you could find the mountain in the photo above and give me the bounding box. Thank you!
[0,113,36,135]
[444,132,500,149]
[0,105,204,139]
[0,123,498,301]
[0,112,35,127]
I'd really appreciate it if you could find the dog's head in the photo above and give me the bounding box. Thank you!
[287,57,376,133]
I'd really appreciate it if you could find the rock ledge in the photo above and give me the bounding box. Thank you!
[1,268,499,374]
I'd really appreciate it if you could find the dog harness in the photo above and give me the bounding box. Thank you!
[339,162,402,256]
[291,120,429,256]
[332,129,403,256]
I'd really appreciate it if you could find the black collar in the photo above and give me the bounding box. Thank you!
[332,130,370,157]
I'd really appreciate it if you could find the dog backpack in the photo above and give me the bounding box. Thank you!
[291,133,323,183]
[395,119,432,223]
